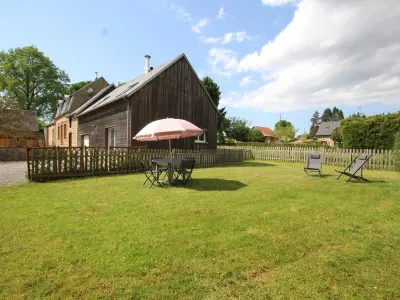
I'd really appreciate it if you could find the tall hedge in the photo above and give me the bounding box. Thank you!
[341,113,400,149]
[394,132,400,171]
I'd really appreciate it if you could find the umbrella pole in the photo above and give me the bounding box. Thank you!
[169,139,171,159]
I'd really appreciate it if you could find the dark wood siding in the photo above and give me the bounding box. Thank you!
[77,56,219,149]
[77,101,129,147]
[130,57,218,149]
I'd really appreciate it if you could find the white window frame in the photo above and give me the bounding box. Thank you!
[195,129,207,144]
[107,127,116,148]
[81,134,90,147]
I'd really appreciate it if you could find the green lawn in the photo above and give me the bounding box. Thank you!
[1,161,400,299]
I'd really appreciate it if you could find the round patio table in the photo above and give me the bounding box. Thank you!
[152,158,182,186]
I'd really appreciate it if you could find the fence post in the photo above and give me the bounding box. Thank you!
[26,148,31,181]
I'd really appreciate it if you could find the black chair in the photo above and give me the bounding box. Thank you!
[140,160,162,188]
[304,153,322,176]
[152,157,168,180]
[174,158,195,185]
[335,153,373,183]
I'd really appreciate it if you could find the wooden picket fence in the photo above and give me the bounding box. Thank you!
[27,147,245,182]
[218,146,396,171]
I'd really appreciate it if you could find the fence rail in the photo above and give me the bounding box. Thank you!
[218,146,396,171]
[27,147,244,182]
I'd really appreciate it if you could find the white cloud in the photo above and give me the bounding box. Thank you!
[217,6,226,19]
[192,19,209,34]
[201,36,221,44]
[170,4,192,22]
[209,0,400,112]
[240,76,258,87]
[200,32,256,44]
[261,0,298,6]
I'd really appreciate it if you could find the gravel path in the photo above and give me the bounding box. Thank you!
[0,162,28,186]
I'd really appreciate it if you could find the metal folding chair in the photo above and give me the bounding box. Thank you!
[140,160,163,188]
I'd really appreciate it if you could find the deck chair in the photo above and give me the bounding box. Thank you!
[335,153,373,183]
[174,158,195,185]
[304,153,322,176]
[139,160,163,188]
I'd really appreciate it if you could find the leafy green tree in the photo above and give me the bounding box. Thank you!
[201,76,221,107]
[309,111,320,139]
[275,126,296,143]
[225,117,251,142]
[394,132,400,171]
[274,120,293,130]
[331,127,343,148]
[341,113,400,149]
[248,128,265,142]
[65,80,91,95]
[201,76,228,143]
[0,46,70,120]
[321,108,332,122]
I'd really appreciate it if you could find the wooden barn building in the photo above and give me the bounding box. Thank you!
[76,54,219,150]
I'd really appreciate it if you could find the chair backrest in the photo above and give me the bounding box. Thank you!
[349,154,370,174]
[181,158,195,170]
[307,153,322,169]
[139,160,149,171]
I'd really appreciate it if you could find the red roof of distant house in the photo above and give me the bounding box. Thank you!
[254,126,275,138]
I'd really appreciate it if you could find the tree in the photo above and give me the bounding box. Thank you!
[248,128,265,142]
[225,117,251,142]
[331,127,343,148]
[321,108,332,122]
[0,46,70,120]
[65,80,91,95]
[274,120,293,130]
[274,120,296,142]
[309,111,320,139]
[201,76,221,107]
[275,126,296,143]
[332,106,344,121]
[201,76,228,143]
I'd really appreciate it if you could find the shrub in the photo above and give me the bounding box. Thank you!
[394,131,400,171]
[341,113,400,149]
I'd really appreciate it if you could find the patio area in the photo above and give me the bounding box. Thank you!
[1,161,399,299]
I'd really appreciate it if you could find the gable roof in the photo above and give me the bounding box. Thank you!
[77,53,219,117]
[70,84,116,116]
[316,121,340,136]
[254,126,275,137]
[54,77,108,119]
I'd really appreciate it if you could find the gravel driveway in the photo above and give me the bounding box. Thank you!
[0,162,28,186]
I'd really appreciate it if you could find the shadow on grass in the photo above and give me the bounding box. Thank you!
[237,162,277,167]
[186,178,247,191]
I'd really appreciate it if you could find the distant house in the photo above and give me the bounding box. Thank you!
[45,78,112,147]
[253,126,276,144]
[76,54,219,149]
[0,109,42,147]
[315,121,340,147]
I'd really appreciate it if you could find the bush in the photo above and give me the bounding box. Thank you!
[394,131,400,172]
[341,113,400,149]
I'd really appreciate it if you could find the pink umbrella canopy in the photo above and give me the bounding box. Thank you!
[133,118,203,141]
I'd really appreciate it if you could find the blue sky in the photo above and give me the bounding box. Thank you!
[1,0,399,131]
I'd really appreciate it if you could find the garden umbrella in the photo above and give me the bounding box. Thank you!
[133,118,203,156]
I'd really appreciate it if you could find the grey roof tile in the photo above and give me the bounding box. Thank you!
[77,54,184,116]
[316,121,340,136]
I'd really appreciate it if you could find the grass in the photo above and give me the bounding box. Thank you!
[0,161,400,299]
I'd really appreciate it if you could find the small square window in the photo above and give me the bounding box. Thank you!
[195,129,207,144]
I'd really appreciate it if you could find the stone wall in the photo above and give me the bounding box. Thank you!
[0,147,27,161]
